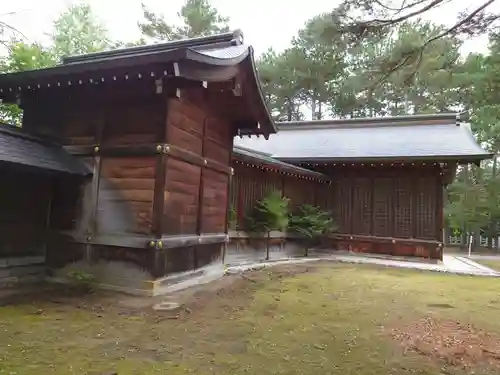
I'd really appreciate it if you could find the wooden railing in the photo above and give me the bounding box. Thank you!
[325,233,443,261]
[227,231,444,261]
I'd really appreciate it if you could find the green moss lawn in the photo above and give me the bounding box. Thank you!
[2,262,500,374]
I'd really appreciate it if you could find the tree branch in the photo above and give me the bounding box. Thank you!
[364,0,446,26]
[422,0,496,47]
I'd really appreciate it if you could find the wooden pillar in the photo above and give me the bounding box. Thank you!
[436,173,444,242]
[349,174,355,234]
[411,172,418,239]
[196,118,208,236]
[42,177,54,258]
[370,176,375,236]
[390,177,396,238]
[85,116,104,262]
[151,84,170,276]
[152,151,167,237]
[237,170,245,228]
[194,118,208,269]
[312,180,318,207]
[222,158,234,264]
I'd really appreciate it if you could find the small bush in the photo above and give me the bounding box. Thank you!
[247,190,290,233]
[246,190,290,260]
[289,204,338,256]
[67,270,95,293]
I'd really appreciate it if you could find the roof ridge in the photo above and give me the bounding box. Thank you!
[277,113,467,131]
[0,123,60,147]
[62,30,244,65]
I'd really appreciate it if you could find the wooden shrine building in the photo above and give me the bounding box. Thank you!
[0,29,492,293]
[235,113,491,260]
[0,30,276,295]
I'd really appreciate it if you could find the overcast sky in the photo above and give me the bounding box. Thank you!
[3,0,496,57]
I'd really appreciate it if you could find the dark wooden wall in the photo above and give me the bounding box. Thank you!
[21,78,236,279]
[327,165,443,241]
[22,80,164,238]
[164,91,232,236]
[230,161,333,229]
[0,166,52,258]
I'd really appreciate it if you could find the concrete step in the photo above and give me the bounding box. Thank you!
[0,265,46,279]
[0,256,45,268]
[0,274,45,288]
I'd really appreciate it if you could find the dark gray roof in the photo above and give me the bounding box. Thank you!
[234,113,492,162]
[233,146,329,180]
[61,32,250,67]
[0,30,276,135]
[0,124,91,175]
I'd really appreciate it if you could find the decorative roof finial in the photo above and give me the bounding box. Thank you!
[231,29,244,45]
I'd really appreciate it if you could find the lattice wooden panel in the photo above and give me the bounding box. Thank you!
[416,177,437,240]
[337,178,353,233]
[394,177,413,238]
[284,176,313,209]
[315,183,335,214]
[372,178,393,237]
[232,166,284,227]
[330,182,341,226]
[351,178,372,235]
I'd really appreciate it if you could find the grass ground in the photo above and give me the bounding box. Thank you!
[474,259,500,271]
[2,262,500,374]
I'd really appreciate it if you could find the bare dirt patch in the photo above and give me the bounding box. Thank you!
[0,262,325,319]
[391,316,500,369]
[158,261,326,319]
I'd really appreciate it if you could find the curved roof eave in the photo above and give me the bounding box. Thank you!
[245,46,277,135]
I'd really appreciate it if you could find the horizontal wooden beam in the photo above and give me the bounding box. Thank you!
[53,230,229,249]
[158,233,228,249]
[64,143,162,157]
[54,231,151,248]
[64,143,233,175]
[326,233,443,261]
[164,144,233,175]
[329,233,442,246]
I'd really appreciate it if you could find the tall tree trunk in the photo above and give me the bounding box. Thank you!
[311,98,317,120]
[286,98,293,121]
[488,155,497,249]
[462,164,470,250]
[404,92,410,114]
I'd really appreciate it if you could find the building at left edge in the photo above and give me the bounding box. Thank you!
[0,30,276,295]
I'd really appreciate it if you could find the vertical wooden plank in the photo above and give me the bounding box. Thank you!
[153,87,169,237]
[370,177,375,236]
[194,118,207,269]
[349,175,355,234]
[222,159,234,264]
[312,181,318,206]
[42,177,54,258]
[411,172,418,238]
[87,109,105,240]
[152,152,167,236]
[196,118,207,236]
[281,174,286,198]
[237,172,245,227]
[391,176,396,238]
[85,155,101,261]
[224,162,234,234]
[436,173,444,241]
[87,155,101,236]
